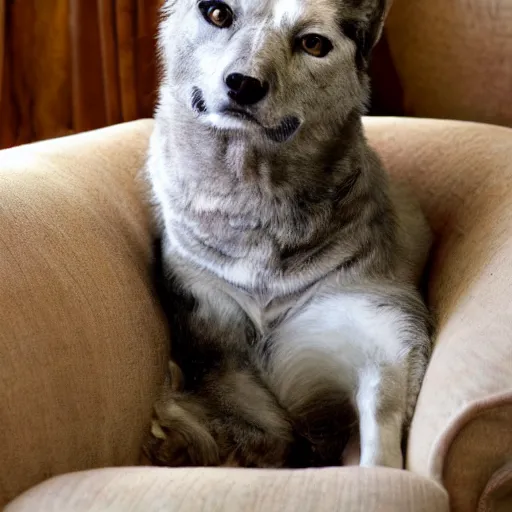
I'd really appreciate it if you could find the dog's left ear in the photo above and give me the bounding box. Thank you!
[341,0,393,69]
[366,0,393,49]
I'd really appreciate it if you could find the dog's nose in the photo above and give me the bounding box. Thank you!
[225,73,269,106]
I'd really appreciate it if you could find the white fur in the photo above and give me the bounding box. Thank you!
[357,366,404,467]
[267,291,421,468]
[272,0,304,28]
[206,113,251,132]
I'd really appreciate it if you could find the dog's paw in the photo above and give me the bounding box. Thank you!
[144,414,220,467]
[144,403,291,468]
[144,363,221,466]
[145,360,293,468]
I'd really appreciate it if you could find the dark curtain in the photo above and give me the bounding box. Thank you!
[0,0,162,149]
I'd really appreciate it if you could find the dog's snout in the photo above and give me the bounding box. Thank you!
[225,73,269,106]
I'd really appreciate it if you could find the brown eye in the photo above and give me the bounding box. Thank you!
[300,34,333,58]
[199,2,234,28]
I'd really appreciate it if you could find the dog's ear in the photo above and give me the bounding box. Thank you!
[362,0,393,50]
[341,0,392,69]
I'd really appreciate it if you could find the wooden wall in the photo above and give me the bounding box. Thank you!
[0,0,162,149]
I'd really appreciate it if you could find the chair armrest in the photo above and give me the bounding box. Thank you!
[0,120,168,506]
[365,117,512,512]
[6,466,449,512]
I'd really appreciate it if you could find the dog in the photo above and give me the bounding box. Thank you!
[144,0,433,469]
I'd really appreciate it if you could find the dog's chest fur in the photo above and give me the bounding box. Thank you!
[150,117,396,303]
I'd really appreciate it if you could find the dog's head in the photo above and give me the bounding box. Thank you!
[158,0,390,144]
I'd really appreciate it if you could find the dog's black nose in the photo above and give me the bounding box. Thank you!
[225,73,269,106]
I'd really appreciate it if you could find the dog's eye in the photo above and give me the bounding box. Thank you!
[199,2,234,29]
[300,35,333,58]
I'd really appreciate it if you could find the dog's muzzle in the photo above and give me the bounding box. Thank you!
[192,87,301,143]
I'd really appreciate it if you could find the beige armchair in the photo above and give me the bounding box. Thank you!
[1,116,511,512]
[2,1,512,510]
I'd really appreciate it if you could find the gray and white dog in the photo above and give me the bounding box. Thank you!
[145,0,433,469]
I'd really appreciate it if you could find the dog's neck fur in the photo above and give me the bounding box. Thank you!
[151,91,395,297]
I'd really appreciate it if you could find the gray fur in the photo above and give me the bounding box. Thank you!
[145,0,432,469]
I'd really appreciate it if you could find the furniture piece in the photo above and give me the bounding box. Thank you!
[1,116,511,512]
[2,0,512,509]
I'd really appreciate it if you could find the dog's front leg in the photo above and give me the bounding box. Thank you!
[261,286,431,469]
[356,365,406,468]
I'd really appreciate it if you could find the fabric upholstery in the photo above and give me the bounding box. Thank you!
[386,0,512,127]
[434,395,512,512]
[0,121,168,506]
[5,467,449,512]
[365,117,512,512]
[2,118,512,510]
